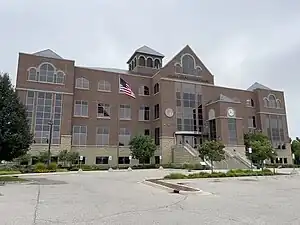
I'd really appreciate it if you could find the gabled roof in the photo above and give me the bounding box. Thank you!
[217,94,241,103]
[135,45,164,57]
[33,49,63,59]
[127,45,164,63]
[247,82,271,91]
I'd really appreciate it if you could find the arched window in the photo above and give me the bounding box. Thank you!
[28,67,37,81]
[263,97,269,107]
[250,99,254,107]
[139,56,145,66]
[133,58,137,68]
[129,64,132,70]
[39,63,55,82]
[146,58,153,67]
[182,54,195,74]
[56,71,65,84]
[154,83,159,94]
[98,80,111,92]
[76,77,89,89]
[276,99,281,108]
[138,86,150,96]
[154,59,160,68]
[268,95,276,108]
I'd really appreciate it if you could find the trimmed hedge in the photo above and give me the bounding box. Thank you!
[164,169,275,179]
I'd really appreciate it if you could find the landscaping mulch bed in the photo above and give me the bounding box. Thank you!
[146,179,199,192]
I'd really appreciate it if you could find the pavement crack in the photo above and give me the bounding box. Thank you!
[84,195,188,223]
[32,185,41,225]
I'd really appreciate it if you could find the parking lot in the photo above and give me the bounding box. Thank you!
[1,169,300,225]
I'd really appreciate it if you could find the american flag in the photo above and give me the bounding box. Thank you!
[119,77,136,98]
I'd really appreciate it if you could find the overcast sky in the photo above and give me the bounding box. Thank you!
[0,0,299,138]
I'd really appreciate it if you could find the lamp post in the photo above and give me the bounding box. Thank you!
[292,153,296,173]
[47,120,53,166]
[248,147,253,170]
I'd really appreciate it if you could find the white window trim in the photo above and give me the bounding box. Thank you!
[27,63,66,85]
[75,77,90,90]
[96,127,110,146]
[74,100,89,117]
[98,80,112,92]
[72,125,87,146]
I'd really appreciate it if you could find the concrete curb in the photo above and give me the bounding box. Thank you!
[142,179,211,195]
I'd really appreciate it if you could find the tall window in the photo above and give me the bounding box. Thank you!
[248,116,256,128]
[209,119,217,141]
[182,54,195,75]
[75,77,89,89]
[97,103,110,118]
[154,104,160,119]
[176,83,202,132]
[34,92,53,144]
[138,86,150,96]
[72,126,87,145]
[228,118,237,145]
[74,100,88,117]
[154,83,159,94]
[155,127,160,145]
[270,115,280,148]
[119,128,131,146]
[52,94,63,144]
[25,91,35,129]
[119,104,131,120]
[26,91,62,144]
[96,127,109,146]
[139,105,150,121]
[98,80,111,92]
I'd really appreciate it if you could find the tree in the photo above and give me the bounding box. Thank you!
[14,153,31,165]
[37,151,50,164]
[0,73,33,161]
[58,150,79,166]
[129,135,156,165]
[198,140,225,172]
[58,150,69,166]
[67,151,79,165]
[244,132,276,167]
[291,137,300,164]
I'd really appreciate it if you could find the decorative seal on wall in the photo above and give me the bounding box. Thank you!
[165,108,174,118]
[227,107,236,118]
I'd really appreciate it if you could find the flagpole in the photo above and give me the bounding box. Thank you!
[116,74,120,169]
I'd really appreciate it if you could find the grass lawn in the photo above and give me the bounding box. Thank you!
[0,176,28,182]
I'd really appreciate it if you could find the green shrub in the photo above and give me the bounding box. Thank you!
[33,163,51,173]
[164,168,275,179]
[164,173,187,179]
[47,162,57,171]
